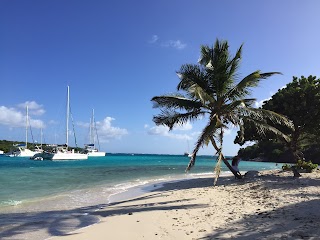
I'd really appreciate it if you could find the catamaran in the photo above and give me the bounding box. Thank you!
[83,109,106,157]
[42,86,88,160]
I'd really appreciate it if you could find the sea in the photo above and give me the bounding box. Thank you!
[0,154,280,239]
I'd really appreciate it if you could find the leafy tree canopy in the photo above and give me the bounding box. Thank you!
[237,76,320,163]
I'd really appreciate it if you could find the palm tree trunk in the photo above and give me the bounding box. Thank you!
[210,136,242,179]
[222,157,242,179]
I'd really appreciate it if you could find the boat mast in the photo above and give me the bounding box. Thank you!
[89,117,92,144]
[66,86,70,148]
[40,127,43,148]
[26,105,29,148]
[92,108,95,146]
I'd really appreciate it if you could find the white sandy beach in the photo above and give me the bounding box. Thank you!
[49,170,320,240]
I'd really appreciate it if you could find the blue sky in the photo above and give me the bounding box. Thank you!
[1,0,320,155]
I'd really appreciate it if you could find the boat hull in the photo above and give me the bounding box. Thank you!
[36,150,88,160]
[50,152,88,160]
[88,151,105,157]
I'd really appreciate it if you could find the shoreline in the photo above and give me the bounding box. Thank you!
[49,169,320,240]
[3,168,319,239]
[0,171,228,240]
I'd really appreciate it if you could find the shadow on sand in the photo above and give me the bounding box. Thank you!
[1,173,320,239]
[199,198,320,239]
[0,177,217,240]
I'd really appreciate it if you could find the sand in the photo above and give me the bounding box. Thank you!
[49,170,320,240]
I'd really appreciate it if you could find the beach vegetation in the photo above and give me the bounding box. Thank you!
[238,76,320,164]
[151,39,293,183]
[282,160,318,173]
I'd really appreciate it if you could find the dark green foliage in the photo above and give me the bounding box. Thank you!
[0,140,22,153]
[282,163,292,171]
[237,76,320,163]
[238,141,285,162]
[282,160,318,173]
[263,76,320,134]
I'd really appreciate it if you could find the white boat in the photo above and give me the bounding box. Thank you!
[7,106,42,158]
[184,152,193,158]
[84,144,106,157]
[0,150,4,155]
[42,86,88,160]
[9,144,36,157]
[44,144,88,160]
[83,109,106,157]
[184,141,192,157]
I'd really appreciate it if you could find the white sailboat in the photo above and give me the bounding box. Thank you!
[184,140,192,157]
[7,105,41,157]
[84,109,106,157]
[42,86,88,160]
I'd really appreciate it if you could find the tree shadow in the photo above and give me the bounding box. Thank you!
[0,204,102,239]
[199,199,320,239]
[2,172,318,239]
[0,184,210,239]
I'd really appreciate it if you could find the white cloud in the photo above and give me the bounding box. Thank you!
[92,117,128,142]
[150,35,187,50]
[162,40,187,50]
[17,101,45,116]
[149,35,159,43]
[146,125,192,141]
[172,122,192,131]
[0,106,44,128]
[0,106,24,127]
[255,98,271,108]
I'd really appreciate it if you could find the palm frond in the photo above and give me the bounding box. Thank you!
[153,110,205,130]
[188,84,216,105]
[226,71,281,101]
[243,117,291,143]
[244,107,294,130]
[177,64,214,97]
[151,94,203,111]
[227,44,243,81]
[199,45,212,66]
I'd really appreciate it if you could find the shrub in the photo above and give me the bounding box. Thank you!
[296,159,318,173]
[282,160,318,173]
[282,163,292,171]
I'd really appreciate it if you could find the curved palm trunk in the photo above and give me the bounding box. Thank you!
[210,136,242,180]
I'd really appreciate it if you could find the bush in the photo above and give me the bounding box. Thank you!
[282,163,292,171]
[296,159,318,172]
[282,160,318,173]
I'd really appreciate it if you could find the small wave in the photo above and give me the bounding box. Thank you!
[2,200,22,206]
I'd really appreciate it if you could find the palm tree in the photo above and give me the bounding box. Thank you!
[151,39,293,184]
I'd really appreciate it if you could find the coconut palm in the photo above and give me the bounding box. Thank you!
[151,39,293,184]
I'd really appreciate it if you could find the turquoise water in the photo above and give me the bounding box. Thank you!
[0,154,280,239]
[0,154,279,208]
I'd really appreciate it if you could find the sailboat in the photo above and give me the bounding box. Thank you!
[83,109,106,157]
[184,140,192,157]
[7,105,41,157]
[42,86,88,160]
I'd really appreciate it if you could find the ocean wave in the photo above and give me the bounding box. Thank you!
[2,199,22,206]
